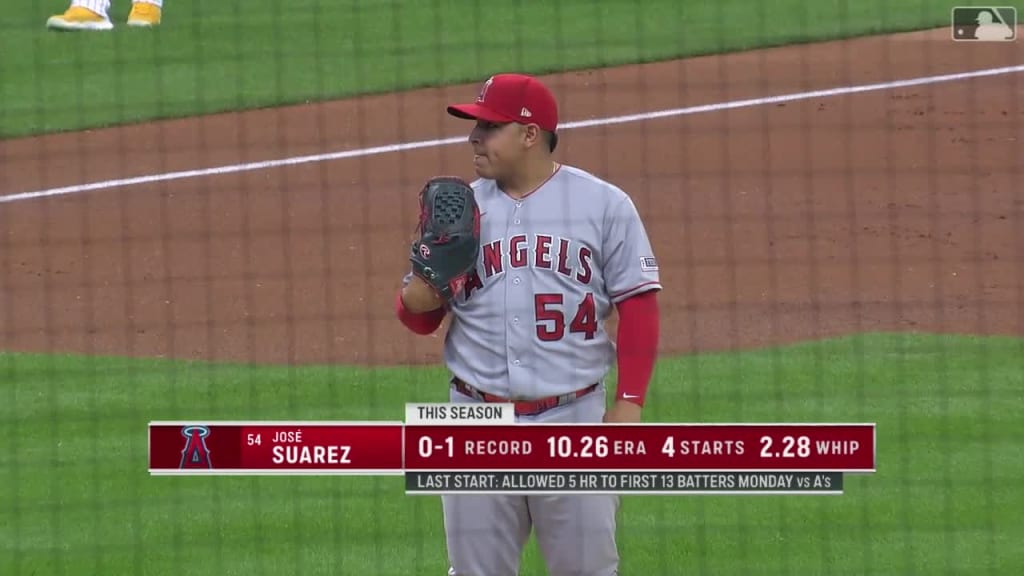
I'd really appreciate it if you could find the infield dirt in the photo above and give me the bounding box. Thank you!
[1,27,1021,366]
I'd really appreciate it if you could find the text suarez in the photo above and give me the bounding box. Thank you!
[247,429,355,465]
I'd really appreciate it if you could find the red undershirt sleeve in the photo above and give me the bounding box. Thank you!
[395,291,446,335]
[614,289,660,406]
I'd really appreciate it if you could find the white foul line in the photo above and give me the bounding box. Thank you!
[2,64,1022,205]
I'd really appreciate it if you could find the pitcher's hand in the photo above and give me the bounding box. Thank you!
[401,276,444,313]
[603,399,642,423]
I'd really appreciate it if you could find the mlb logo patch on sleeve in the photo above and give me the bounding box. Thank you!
[640,256,659,272]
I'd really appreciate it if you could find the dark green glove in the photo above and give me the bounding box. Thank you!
[410,176,482,303]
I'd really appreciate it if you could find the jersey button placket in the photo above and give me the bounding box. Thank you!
[507,201,527,395]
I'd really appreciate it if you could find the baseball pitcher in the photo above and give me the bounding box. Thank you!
[396,73,662,576]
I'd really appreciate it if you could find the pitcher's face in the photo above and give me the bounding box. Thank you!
[469,120,527,180]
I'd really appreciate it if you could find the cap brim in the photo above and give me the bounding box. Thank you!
[446,103,517,124]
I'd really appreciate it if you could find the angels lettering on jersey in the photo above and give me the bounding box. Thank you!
[446,165,661,311]
[459,233,594,301]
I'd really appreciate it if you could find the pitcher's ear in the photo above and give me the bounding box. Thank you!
[521,123,544,147]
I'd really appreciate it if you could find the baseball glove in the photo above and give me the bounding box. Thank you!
[409,176,481,303]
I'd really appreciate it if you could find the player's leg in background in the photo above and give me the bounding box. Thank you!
[527,386,621,576]
[128,0,162,27]
[46,0,113,30]
[70,0,110,15]
[442,387,533,576]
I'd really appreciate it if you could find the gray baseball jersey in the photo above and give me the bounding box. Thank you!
[405,163,662,399]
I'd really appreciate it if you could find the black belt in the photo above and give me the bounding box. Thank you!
[451,377,599,417]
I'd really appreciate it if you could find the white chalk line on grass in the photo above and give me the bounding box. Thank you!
[2,64,1022,205]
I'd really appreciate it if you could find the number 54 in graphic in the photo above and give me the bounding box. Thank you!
[951,6,1017,41]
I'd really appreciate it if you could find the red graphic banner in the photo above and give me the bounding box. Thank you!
[148,422,874,474]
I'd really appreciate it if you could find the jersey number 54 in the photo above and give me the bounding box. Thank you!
[535,293,597,341]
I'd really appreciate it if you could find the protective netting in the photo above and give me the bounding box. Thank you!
[1,1,1022,575]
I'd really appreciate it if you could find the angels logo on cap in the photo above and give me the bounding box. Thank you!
[476,76,495,103]
[447,73,559,133]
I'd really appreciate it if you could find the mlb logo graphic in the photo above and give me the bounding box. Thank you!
[639,256,659,272]
[951,6,1017,41]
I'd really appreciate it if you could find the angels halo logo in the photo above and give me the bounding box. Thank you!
[179,425,213,469]
[476,76,495,103]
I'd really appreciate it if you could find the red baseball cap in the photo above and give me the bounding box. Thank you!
[447,73,559,133]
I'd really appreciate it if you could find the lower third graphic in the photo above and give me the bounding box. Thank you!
[180,425,213,469]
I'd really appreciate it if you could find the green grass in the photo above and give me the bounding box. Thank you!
[2,333,1022,575]
[3,0,1021,138]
